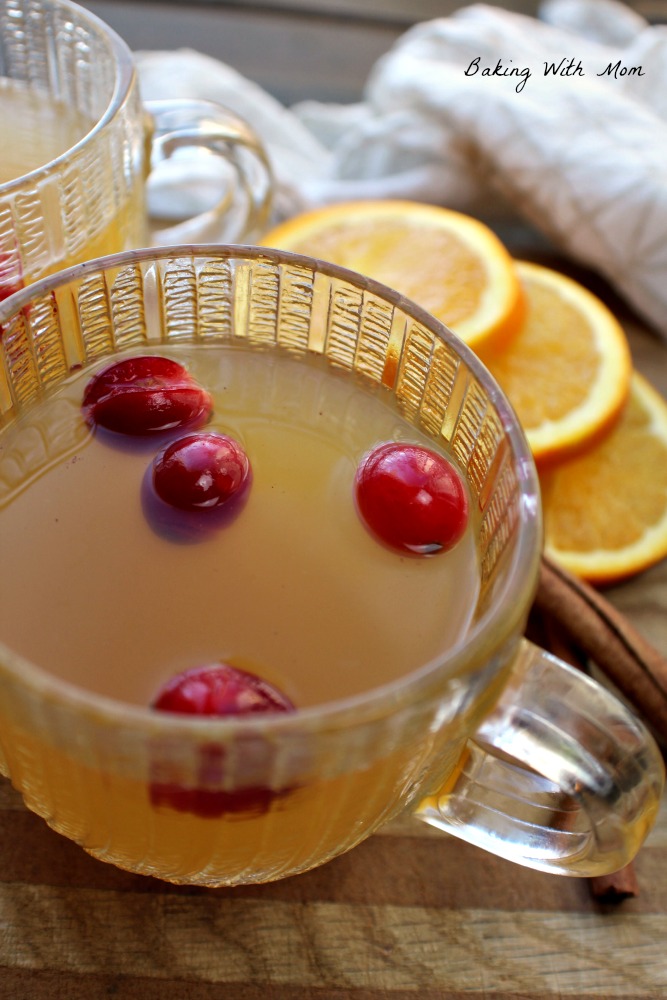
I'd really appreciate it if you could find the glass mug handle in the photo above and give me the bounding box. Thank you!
[417,638,665,875]
[143,99,273,245]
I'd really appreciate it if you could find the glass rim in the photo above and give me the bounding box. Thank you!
[0,243,542,736]
[0,0,136,195]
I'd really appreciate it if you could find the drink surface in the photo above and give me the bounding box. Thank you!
[0,79,93,183]
[0,344,480,711]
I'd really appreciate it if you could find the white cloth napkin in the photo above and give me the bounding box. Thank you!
[135,0,667,340]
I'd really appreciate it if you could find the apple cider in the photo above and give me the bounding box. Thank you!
[0,79,94,183]
[0,343,482,883]
[0,79,145,290]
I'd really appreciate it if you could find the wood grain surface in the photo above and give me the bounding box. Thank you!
[1,779,667,997]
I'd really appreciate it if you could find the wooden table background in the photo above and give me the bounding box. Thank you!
[2,2,667,997]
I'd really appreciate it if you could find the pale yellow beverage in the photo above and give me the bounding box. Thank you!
[0,79,146,291]
[0,79,92,182]
[0,344,479,705]
[0,343,481,882]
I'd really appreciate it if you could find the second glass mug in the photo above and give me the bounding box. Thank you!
[0,0,272,298]
[0,245,663,887]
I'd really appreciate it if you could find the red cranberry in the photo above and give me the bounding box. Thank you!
[151,432,251,512]
[149,765,292,820]
[149,663,296,819]
[0,252,24,303]
[151,663,295,717]
[354,442,469,555]
[82,355,212,435]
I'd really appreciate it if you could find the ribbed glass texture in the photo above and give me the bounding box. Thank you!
[0,0,148,294]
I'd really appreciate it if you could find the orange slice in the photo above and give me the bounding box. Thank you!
[480,261,632,466]
[540,372,667,584]
[260,200,524,353]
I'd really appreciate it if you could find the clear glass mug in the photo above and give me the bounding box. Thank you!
[0,246,662,887]
[0,0,272,298]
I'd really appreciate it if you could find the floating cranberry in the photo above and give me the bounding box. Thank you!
[354,442,469,556]
[82,355,212,435]
[151,432,251,512]
[149,663,296,818]
[151,663,295,717]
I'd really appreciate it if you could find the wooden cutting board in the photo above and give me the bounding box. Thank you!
[1,774,666,997]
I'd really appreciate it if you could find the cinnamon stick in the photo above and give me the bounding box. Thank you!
[588,864,640,903]
[535,554,667,744]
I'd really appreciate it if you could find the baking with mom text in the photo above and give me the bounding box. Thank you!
[464,57,646,93]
